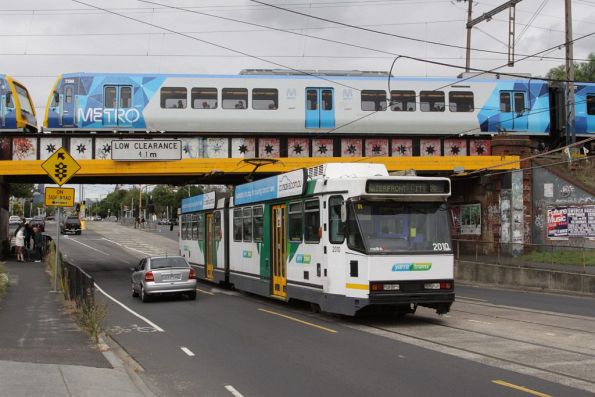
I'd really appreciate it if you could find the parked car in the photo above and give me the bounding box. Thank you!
[131,256,197,302]
[61,216,81,235]
[9,215,21,225]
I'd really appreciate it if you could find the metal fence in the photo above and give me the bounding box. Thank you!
[60,261,95,308]
[453,239,595,273]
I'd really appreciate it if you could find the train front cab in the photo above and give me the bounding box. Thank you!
[0,76,37,132]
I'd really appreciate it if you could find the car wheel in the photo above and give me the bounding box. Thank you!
[140,287,150,302]
[131,283,139,297]
[188,290,197,300]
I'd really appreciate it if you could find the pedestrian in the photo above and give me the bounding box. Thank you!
[141,217,145,229]
[24,222,32,250]
[33,226,43,262]
[14,222,25,262]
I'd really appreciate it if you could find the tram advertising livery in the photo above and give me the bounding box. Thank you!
[43,70,594,138]
[180,163,454,316]
[0,74,37,133]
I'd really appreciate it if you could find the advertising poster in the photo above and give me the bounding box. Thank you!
[548,206,595,239]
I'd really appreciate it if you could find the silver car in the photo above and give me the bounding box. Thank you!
[131,256,197,302]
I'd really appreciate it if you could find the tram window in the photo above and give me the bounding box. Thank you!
[420,91,445,112]
[307,90,318,110]
[233,209,243,241]
[253,206,264,242]
[588,95,595,115]
[289,202,303,242]
[197,213,205,241]
[161,87,187,109]
[390,90,416,111]
[304,199,320,243]
[191,220,198,241]
[329,196,344,244]
[214,211,222,241]
[500,92,511,112]
[104,86,116,108]
[361,90,387,111]
[514,92,525,114]
[223,88,248,110]
[120,86,132,108]
[346,203,365,252]
[182,221,189,240]
[322,89,333,110]
[449,91,474,112]
[191,87,218,109]
[243,207,253,242]
[252,88,278,110]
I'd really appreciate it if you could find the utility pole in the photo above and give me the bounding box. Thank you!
[565,0,576,145]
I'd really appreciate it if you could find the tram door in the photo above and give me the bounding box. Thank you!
[205,213,215,281]
[499,91,528,131]
[271,204,287,298]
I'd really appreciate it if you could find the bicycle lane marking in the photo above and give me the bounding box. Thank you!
[63,235,109,256]
[101,237,151,256]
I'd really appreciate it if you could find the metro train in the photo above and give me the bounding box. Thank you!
[179,163,454,316]
[0,74,37,133]
[43,70,594,137]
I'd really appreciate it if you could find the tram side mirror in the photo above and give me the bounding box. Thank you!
[340,202,347,223]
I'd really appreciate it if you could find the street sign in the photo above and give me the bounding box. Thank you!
[41,147,81,186]
[111,139,182,161]
[44,187,75,207]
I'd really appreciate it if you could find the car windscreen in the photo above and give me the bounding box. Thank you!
[151,257,188,269]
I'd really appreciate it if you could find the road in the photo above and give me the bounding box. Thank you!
[47,220,595,397]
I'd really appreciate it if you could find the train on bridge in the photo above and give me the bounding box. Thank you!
[0,74,37,133]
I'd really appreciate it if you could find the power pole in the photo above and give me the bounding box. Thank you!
[565,0,576,145]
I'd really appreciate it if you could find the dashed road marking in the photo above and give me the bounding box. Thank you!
[181,347,195,357]
[225,385,244,397]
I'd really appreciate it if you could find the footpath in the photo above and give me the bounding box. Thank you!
[0,258,151,397]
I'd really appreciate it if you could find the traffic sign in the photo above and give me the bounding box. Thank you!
[41,147,81,186]
[44,187,75,207]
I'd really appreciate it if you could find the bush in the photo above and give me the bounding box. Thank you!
[0,263,8,301]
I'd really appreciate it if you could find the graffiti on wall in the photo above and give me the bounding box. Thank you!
[547,205,595,239]
[450,203,481,235]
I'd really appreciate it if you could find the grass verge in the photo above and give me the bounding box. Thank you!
[0,263,8,302]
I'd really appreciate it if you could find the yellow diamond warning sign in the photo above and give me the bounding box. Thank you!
[41,148,81,186]
[45,187,75,207]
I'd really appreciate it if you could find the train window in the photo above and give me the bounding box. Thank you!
[191,87,218,109]
[233,209,243,241]
[65,86,73,104]
[252,88,278,110]
[307,90,318,110]
[120,86,132,108]
[514,92,525,113]
[214,211,222,241]
[243,207,253,242]
[304,199,320,243]
[253,206,264,242]
[223,88,248,110]
[588,95,595,115]
[289,202,303,242]
[104,86,116,108]
[161,87,187,109]
[329,196,345,244]
[500,92,511,112]
[390,90,416,111]
[449,91,474,112]
[322,89,333,110]
[420,91,445,112]
[197,213,205,241]
[361,90,387,111]
[14,84,34,114]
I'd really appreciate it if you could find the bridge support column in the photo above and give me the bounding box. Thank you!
[0,177,9,259]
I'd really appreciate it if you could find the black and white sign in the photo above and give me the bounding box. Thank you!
[111,140,182,161]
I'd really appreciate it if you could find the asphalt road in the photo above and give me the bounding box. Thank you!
[47,221,595,397]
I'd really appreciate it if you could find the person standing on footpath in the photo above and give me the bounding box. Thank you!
[14,221,25,262]
[24,221,32,250]
[33,226,43,262]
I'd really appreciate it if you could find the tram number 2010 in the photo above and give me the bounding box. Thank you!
[433,243,451,251]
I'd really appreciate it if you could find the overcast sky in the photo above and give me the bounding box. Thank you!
[2,0,594,199]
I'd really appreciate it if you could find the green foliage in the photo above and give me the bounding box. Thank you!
[9,183,34,198]
[546,53,595,82]
[521,248,595,266]
[0,263,8,301]
[78,301,107,345]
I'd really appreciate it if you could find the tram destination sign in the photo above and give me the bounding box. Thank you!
[111,139,182,161]
[366,180,450,195]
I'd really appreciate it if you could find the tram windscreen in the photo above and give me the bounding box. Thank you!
[347,201,451,254]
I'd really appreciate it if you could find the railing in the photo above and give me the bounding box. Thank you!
[61,261,95,308]
[453,239,595,273]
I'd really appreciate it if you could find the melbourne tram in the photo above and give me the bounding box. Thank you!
[43,70,595,137]
[0,74,37,133]
[179,163,454,316]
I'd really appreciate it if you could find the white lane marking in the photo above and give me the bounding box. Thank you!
[63,236,109,255]
[467,319,493,325]
[457,295,488,302]
[180,347,195,357]
[224,385,244,397]
[101,237,150,256]
[94,282,165,332]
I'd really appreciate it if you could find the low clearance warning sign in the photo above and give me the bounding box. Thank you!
[45,187,75,207]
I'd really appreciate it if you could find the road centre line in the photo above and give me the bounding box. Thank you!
[258,308,338,334]
[101,237,150,256]
[457,295,488,302]
[492,380,552,397]
[94,282,165,332]
[224,385,244,397]
[196,288,215,295]
[180,347,195,357]
[63,236,109,255]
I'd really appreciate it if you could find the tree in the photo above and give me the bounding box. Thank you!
[9,183,34,198]
[546,53,595,82]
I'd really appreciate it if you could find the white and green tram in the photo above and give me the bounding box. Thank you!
[179,163,454,316]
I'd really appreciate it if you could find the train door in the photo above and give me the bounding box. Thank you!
[271,204,287,298]
[205,212,215,281]
[305,88,335,129]
[62,84,75,127]
[499,91,528,131]
[103,85,133,128]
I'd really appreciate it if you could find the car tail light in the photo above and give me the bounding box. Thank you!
[144,271,154,282]
[189,268,197,279]
[440,282,452,289]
